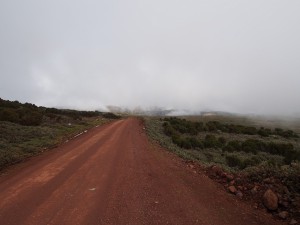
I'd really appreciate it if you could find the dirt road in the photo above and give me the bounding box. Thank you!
[0,118,281,225]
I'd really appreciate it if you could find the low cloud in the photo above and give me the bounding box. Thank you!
[0,0,299,116]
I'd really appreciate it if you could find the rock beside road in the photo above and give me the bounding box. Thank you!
[228,186,237,194]
[263,189,278,211]
[206,165,299,222]
[278,211,289,220]
[290,219,298,225]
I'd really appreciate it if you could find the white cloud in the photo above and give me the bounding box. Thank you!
[0,0,299,116]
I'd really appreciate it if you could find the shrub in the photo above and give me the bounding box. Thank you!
[164,117,202,135]
[180,138,193,149]
[241,139,265,154]
[206,121,219,132]
[171,135,182,146]
[171,135,203,149]
[266,142,294,156]
[243,155,263,168]
[171,135,191,149]
[284,149,300,164]
[188,137,204,149]
[243,126,257,135]
[226,154,243,168]
[21,113,43,126]
[274,128,299,138]
[0,108,19,123]
[102,112,120,119]
[163,117,298,139]
[203,134,221,148]
[223,140,241,152]
[258,127,271,137]
[163,122,177,136]
[218,137,227,145]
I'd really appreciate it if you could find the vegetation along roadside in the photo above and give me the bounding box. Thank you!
[0,98,121,171]
[144,116,300,223]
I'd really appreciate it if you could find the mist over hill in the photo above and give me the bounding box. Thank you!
[1,1,300,116]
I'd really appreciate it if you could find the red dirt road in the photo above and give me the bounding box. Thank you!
[0,118,282,225]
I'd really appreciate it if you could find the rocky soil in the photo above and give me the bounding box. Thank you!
[185,161,300,225]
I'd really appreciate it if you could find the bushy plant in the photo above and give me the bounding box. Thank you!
[204,134,222,148]
[164,117,203,135]
[223,140,241,152]
[226,154,243,168]
[188,137,204,149]
[102,112,120,119]
[0,108,19,123]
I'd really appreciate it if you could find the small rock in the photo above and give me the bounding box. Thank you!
[235,177,242,185]
[226,174,234,181]
[291,199,300,207]
[263,189,278,211]
[211,165,223,177]
[251,186,259,195]
[237,186,243,191]
[189,164,195,169]
[278,211,289,220]
[263,177,273,184]
[236,191,243,198]
[280,201,289,208]
[283,186,290,195]
[277,193,282,200]
[228,186,237,194]
[290,219,298,225]
[251,189,257,195]
[230,180,235,186]
[221,172,227,178]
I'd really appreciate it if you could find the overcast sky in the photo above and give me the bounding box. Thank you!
[0,0,299,115]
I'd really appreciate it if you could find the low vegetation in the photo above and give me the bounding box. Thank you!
[145,117,300,219]
[161,117,300,167]
[0,98,120,170]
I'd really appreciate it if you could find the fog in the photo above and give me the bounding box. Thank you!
[0,0,300,116]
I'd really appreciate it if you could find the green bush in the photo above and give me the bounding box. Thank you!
[258,127,271,137]
[164,117,203,135]
[284,149,300,164]
[163,117,298,139]
[19,110,43,126]
[102,112,120,119]
[274,128,299,138]
[223,140,241,152]
[226,154,243,168]
[241,139,264,154]
[242,155,263,168]
[171,135,203,149]
[0,108,19,123]
[204,134,222,148]
[218,137,227,145]
[222,139,299,164]
[163,122,174,136]
[188,137,204,149]
[225,153,265,169]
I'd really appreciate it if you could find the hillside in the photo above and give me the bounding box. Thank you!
[0,98,119,170]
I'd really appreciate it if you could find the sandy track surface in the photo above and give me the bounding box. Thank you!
[0,118,281,225]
